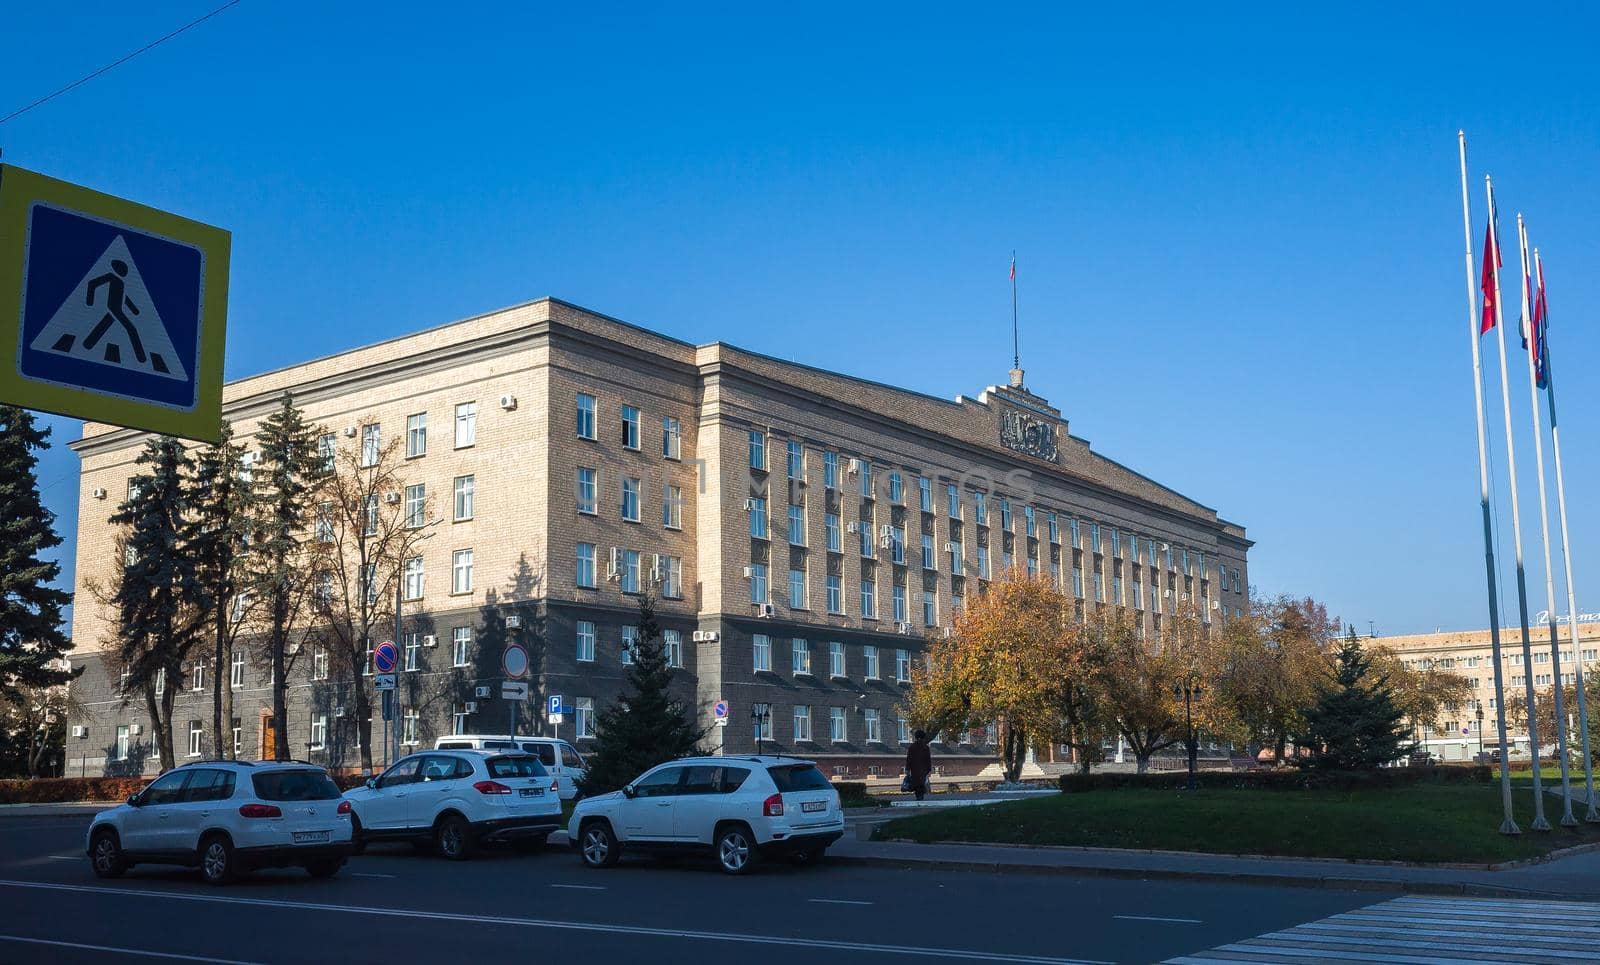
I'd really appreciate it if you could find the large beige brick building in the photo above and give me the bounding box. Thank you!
[64,298,1251,777]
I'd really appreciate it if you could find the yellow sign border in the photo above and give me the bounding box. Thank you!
[0,164,230,442]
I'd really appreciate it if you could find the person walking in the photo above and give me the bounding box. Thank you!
[905,729,933,801]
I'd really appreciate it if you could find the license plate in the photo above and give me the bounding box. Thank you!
[520,787,543,797]
[801,801,826,813]
[293,831,329,844]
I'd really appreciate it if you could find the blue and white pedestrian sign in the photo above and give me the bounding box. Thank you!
[0,165,229,441]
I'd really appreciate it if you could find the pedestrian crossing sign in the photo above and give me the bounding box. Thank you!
[0,164,229,441]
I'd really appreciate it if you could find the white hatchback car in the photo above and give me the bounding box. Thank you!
[86,760,354,885]
[568,756,844,874]
[343,750,562,859]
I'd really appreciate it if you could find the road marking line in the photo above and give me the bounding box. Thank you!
[1114,915,1202,924]
[0,879,1110,964]
[810,898,873,906]
[549,884,606,891]
[0,934,261,964]
[349,873,397,879]
[47,855,78,861]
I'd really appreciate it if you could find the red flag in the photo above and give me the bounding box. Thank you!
[1532,260,1549,389]
[1009,255,1016,282]
[1479,220,1501,334]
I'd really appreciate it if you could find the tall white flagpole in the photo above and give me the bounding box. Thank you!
[1536,245,1600,821]
[1517,215,1576,826]
[1486,175,1550,831]
[1458,134,1519,834]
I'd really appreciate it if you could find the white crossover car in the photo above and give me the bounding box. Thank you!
[343,750,562,859]
[568,756,844,874]
[433,734,588,800]
[86,760,354,884]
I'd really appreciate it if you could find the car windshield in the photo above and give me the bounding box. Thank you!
[767,763,831,792]
[486,755,548,778]
[251,769,341,801]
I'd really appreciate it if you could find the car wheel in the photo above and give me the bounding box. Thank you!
[200,834,237,885]
[305,858,342,878]
[715,825,757,876]
[348,815,367,856]
[579,821,620,868]
[434,815,473,861]
[89,828,126,879]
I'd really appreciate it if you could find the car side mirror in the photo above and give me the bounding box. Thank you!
[622,784,636,799]
[126,793,141,807]
[365,778,377,790]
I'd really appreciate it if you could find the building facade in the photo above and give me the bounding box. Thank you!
[1377,621,1600,761]
[64,298,1250,778]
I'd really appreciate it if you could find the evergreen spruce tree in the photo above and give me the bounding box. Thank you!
[110,437,203,771]
[577,593,703,795]
[0,407,77,707]
[189,421,256,759]
[1295,626,1414,770]
[250,395,324,761]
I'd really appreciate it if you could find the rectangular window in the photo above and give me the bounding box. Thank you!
[825,514,841,552]
[919,476,933,512]
[230,649,244,688]
[923,591,936,626]
[232,719,242,757]
[793,638,811,675]
[317,433,336,471]
[749,563,768,604]
[830,707,846,743]
[621,477,641,522]
[404,632,420,671]
[453,474,475,521]
[662,484,682,529]
[948,539,962,573]
[360,424,380,468]
[823,452,838,490]
[891,525,905,565]
[922,534,935,570]
[793,705,812,742]
[361,494,379,536]
[1048,512,1059,543]
[403,556,424,600]
[404,484,426,529]
[1110,528,1120,558]
[788,504,805,545]
[947,484,960,519]
[664,629,683,669]
[312,647,328,681]
[977,546,991,580]
[1093,570,1104,602]
[1132,579,1143,609]
[662,556,683,599]
[898,717,910,744]
[829,640,845,677]
[576,468,597,514]
[789,567,807,609]
[576,393,597,440]
[191,660,205,692]
[621,626,639,665]
[1071,518,1081,547]
[895,649,911,683]
[864,645,880,679]
[115,725,129,760]
[889,472,903,504]
[308,716,326,752]
[827,575,843,614]
[860,577,877,619]
[749,496,768,539]
[454,402,477,449]
[621,404,640,450]
[752,702,773,740]
[576,543,596,589]
[662,416,681,459]
[402,712,419,746]
[787,440,804,480]
[1024,506,1036,537]
[452,627,472,667]
[893,583,907,623]
[576,697,596,739]
[1091,523,1101,554]
[859,522,873,559]
[621,549,641,594]
[975,492,988,526]
[406,413,427,458]
[749,430,766,471]
[575,620,597,663]
[864,709,881,743]
[859,460,873,498]
[753,634,772,672]
[452,548,474,594]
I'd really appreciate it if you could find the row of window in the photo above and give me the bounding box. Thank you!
[322,402,480,471]
[575,393,683,460]
[1407,648,1599,671]
[750,635,914,682]
[575,467,684,528]
[574,621,685,668]
[750,702,917,745]
[574,544,684,597]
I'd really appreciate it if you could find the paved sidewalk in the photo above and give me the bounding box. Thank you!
[829,835,1600,900]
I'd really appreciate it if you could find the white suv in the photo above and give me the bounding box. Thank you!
[434,735,587,800]
[86,761,354,885]
[568,756,844,875]
[343,750,562,859]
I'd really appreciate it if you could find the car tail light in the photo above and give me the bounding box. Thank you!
[550,778,560,794]
[337,801,352,815]
[238,804,282,818]
[763,793,784,817]
[473,780,512,795]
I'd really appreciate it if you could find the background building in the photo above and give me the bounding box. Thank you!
[63,298,1250,777]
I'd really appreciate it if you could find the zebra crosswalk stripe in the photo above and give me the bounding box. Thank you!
[1167,895,1600,964]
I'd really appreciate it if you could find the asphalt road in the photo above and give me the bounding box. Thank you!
[0,815,1375,964]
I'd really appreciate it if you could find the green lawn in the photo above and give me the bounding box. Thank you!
[873,785,1600,864]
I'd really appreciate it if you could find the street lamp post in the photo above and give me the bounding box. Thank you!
[752,705,770,757]
[1477,706,1486,761]
[1173,682,1203,790]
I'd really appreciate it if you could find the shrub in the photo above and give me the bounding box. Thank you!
[0,777,150,804]
[1058,764,1490,794]
[833,781,878,808]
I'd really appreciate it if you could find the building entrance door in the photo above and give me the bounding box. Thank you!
[261,715,277,760]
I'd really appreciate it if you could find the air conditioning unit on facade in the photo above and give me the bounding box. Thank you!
[758,603,775,618]
[422,634,437,648]
[895,622,911,635]
[942,627,955,638]
[692,630,719,643]
[474,686,492,699]
[91,487,107,500]
[384,491,401,504]
[500,395,518,411]
[130,724,144,735]
[878,534,893,549]
[879,524,893,537]
[71,725,88,738]
[288,642,303,655]
[334,705,347,718]
[505,614,522,629]
[344,426,358,438]
[847,458,861,474]
[463,701,478,713]
[743,498,758,511]
[944,541,957,553]
[845,522,859,534]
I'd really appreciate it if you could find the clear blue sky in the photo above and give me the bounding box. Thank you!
[5,2,1599,637]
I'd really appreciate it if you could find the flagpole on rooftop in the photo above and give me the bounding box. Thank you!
[1536,245,1600,821]
[1486,175,1551,831]
[1517,215,1576,826]
[1457,133,1519,834]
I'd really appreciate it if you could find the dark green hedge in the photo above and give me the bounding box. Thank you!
[0,776,149,804]
[1058,765,1491,793]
